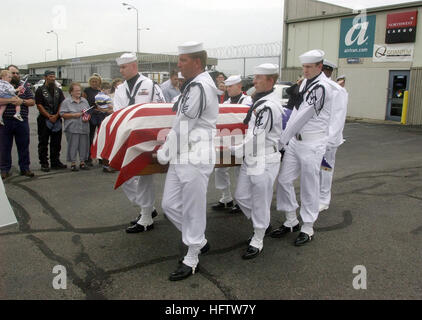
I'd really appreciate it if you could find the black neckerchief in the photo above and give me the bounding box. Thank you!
[180,77,194,93]
[252,89,274,104]
[229,93,243,104]
[303,73,321,92]
[127,74,140,93]
[172,77,195,112]
[295,73,322,110]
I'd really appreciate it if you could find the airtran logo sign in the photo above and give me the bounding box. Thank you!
[339,15,376,58]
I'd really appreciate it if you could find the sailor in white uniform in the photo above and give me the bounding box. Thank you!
[270,50,340,246]
[319,60,349,212]
[212,75,252,214]
[230,64,283,260]
[157,42,219,281]
[112,53,166,234]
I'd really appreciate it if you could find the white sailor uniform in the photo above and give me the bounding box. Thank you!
[113,72,165,227]
[232,90,283,251]
[159,71,219,269]
[319,80,348,211]
[276,71,339,237]
[215,94,252,204]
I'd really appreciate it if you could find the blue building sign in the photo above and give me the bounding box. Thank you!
[339,15,376,58]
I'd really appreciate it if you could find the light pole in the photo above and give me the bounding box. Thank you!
[138,27,150,52]
[45,49,52,62]
[122,2,139,53]
[75,41,83,58]
[47,30,59,74]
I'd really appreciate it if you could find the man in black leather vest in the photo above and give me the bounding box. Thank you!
[35,70,66,172]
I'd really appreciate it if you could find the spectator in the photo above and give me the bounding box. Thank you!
[160,70,179,103]
[0,65,35,179]
[82,75,102,166]
[215,72,226,85]
[285,76,304,110]
[59,83,90,171]
[110,78,123,100]
[217,82,227,103]
[177,72,185,89]
[94,82,114,173]
[35,70,66,172]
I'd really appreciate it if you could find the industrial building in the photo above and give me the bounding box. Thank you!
[281,0,422,124]
[27,52,218,85]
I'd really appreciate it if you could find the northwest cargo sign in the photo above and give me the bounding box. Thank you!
[386,11,418,43]
[339,15,376,58]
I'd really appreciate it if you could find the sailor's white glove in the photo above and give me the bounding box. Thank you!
[157,147,169,165]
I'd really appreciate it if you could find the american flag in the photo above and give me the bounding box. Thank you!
[82,105,95,122]
[91,103,249,189]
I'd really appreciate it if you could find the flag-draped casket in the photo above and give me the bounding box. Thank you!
[92,103,250,189]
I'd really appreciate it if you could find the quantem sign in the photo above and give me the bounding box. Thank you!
[339,15,377,58]
[386,11,418,43]
[373,44,414,62]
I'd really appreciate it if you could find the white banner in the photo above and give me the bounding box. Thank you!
[373,44,414,62]
[0,179,17,229]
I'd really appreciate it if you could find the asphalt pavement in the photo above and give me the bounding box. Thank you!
[1,106,421,300]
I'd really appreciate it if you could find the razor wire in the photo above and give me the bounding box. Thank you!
[206,42,281,59]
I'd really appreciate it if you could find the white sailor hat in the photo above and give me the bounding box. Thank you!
[177,72,184,79]
[224,75,242,86]
[323,59,337,69]
[178,41,204,54]
[116,53,137,66]
[336,74,346,81]
[253,63,279,75]
[299,49,325,64]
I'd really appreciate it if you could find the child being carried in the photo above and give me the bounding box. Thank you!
[0,69,25,125]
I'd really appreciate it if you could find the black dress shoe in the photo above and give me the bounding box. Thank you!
[130,210,158,225]
[51,162,67,170]
[20,170,35,178]
[211,201,234,211]
[242,245,261,260]
[169,263,197,281]
[41,165,50,172]
[294,232,313,246]
[270,223,300,238]
[229,204,242,214]
[126,223,154,233]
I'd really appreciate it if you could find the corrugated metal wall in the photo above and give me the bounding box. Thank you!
[407,68,422,125]
[286,0,349,22]
[281,68,302,82]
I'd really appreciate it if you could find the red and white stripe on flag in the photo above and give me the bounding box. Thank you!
[91,103,249,189]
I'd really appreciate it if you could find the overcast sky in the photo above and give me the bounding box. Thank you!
[0,0,419,67]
